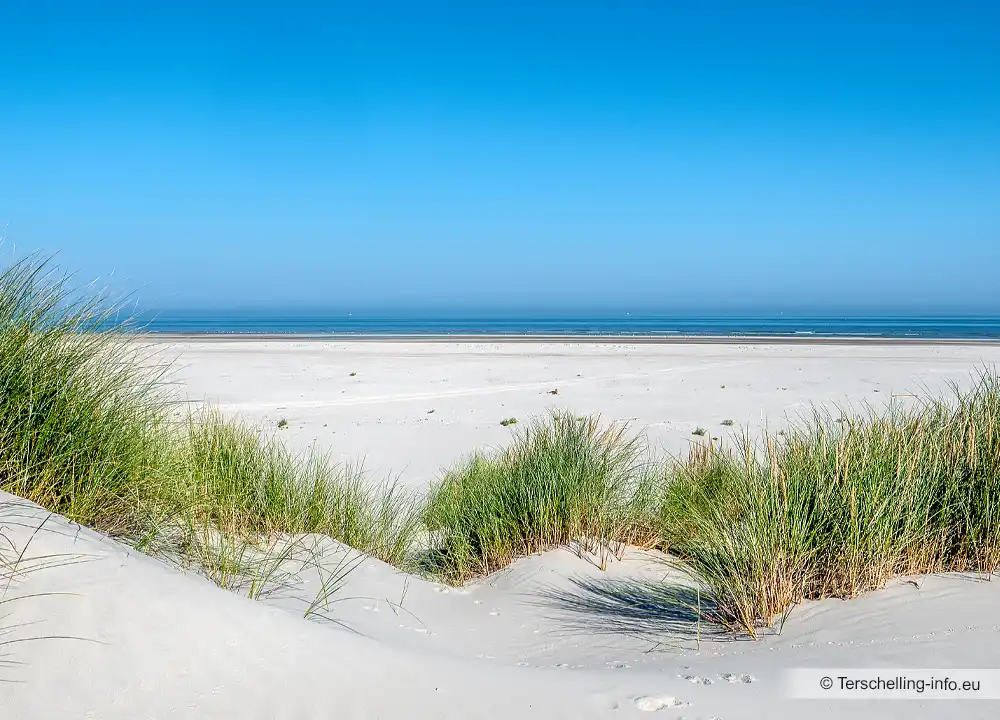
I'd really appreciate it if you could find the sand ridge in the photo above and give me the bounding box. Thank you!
[6,490,1000,719]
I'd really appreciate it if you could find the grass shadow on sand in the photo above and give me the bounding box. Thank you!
[535,576,730,646]
[0,499,99,680]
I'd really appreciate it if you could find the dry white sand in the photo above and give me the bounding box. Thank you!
[7,340,1000,719]
[159,339,1000,489]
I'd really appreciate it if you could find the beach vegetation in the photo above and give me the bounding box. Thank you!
[5,253,1000,638]
[0,254,169,536]
[0,253,420,603]
[422,412,659,583]
[164,409,422,565]
[658,372,1000,635]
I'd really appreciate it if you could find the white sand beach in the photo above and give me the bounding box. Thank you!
[7,340,1000,719]
[160,339,1000,489]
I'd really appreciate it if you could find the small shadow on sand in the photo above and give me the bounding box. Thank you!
[535,576,729,645]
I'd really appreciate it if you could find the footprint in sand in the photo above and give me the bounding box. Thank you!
[634,695,686,712]
[719,673,756,684]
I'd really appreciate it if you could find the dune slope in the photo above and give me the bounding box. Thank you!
[5,493,1000,719]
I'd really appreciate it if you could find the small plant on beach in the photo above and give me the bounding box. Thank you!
[178,528,301,599]
[721,419,734,427]
[423,412,659,583]
[277,418,289,429]
[301,543,368,621]
[349,372,357,377]
[691,427,707,436]
[500,417,518,427]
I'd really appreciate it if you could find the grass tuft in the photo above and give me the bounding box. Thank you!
[0,254,171,536]
[659,370,1000,636]
[0,253,419,604]
[422,411,659,583]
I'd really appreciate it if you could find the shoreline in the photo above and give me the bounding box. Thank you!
[139,332,1000,346]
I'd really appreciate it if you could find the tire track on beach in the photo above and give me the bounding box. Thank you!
[206,359,750,411]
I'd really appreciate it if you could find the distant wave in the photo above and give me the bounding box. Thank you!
[121,313,1000,340]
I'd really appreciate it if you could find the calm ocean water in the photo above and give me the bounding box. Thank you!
[134,312,1000,340]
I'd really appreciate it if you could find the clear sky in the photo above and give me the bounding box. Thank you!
[1,1,998,314]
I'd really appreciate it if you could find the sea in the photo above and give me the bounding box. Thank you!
[133,311,1000,340]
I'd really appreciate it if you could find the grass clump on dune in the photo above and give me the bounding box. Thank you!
[0,254,170,535]
[0,253,420,591]
[423,412,659,583]
[166,409,423,565]
[659,371,1000,636]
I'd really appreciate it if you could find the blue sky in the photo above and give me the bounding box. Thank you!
[1,1,998,313]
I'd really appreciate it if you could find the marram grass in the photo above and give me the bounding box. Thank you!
[0,254,170,535]
[659,371,1000,636]
[0,253,420,593]
[4,253,1000,637]
[166,408,423,566]
[422,411,660,583]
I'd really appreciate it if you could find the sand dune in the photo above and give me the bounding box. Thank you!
[6,489,1000,719]
[8,340,1000,718]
